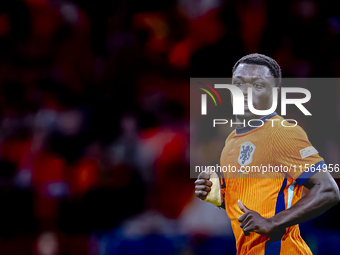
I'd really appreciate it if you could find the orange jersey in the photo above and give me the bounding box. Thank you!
[220,113,324,255]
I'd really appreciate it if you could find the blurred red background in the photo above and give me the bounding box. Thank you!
[0,0,340,254]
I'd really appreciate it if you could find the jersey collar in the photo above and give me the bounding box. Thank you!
[235,112,278,135]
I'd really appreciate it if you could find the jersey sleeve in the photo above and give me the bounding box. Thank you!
[272,125,324,185]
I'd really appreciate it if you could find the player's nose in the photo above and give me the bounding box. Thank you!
[240,83,251,96]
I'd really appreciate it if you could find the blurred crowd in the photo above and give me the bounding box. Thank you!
[0,0,340,254]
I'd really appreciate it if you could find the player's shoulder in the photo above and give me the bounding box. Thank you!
[271,115,308,139]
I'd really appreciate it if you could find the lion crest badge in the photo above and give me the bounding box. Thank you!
[238,141,256,166]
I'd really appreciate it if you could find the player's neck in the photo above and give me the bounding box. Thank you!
[235,113,275,128]
[235,115,257,127]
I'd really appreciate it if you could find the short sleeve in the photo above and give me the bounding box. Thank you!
[272,125,324,185]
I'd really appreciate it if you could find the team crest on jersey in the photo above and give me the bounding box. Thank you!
[238,141,256,166]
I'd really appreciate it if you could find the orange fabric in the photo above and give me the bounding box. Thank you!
[220,115,323,255]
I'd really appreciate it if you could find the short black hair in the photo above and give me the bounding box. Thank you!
[232,53,282,86]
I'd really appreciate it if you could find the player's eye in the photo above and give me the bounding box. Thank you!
[253,83,262,88]
[234,81,242,86]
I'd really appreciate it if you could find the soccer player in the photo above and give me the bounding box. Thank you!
[195,53,340,255]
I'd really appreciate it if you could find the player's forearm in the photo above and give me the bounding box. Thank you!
[270,182,340,231]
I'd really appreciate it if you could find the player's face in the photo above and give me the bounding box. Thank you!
[232,63,276,119]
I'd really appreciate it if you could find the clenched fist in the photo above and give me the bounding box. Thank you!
[238,200,281,237]
[195,171,213,200]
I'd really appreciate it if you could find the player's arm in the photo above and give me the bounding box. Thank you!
[270,170,339,231]
[195,171,213,200]
[238,171,340,236]
[195,171,225,209]
[195,133,233,209]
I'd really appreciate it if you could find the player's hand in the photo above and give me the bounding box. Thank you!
[237,200,275,236]
[195,170,213,200]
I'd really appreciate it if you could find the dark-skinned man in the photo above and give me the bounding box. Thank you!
[195,53,340,255]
